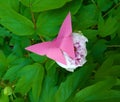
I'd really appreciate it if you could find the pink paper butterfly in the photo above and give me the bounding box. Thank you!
[25,12,75,64]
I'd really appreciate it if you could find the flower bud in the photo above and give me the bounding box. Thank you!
[4,86,12,96]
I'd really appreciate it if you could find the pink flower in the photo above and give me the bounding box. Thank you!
[56,32,88,72]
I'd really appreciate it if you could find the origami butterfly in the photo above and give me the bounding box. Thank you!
[25,12,75,65]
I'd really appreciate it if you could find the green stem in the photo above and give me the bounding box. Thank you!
[39,36,45,42]
[29,1,36,30]
[103,2,120,17]
[107,45,120,47]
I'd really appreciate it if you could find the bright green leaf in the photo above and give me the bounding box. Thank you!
[0,94,9,102]
[0,2,34,36]
[13,98,24,102]
[21,0,71,12]
[75,4,98,29]
[15,63,44,95]
[39,61,58,102]
[36,0,83,38]
[0,50,7,77]
[30,53,47,63]
[32,64,44,102]
[85,90,120,102]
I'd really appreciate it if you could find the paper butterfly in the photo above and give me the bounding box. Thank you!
[25,12,75,65]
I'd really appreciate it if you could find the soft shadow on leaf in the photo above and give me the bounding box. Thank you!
[55,65,95,102]
[73,77,116,102]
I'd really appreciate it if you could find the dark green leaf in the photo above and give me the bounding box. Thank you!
[55,65,95,102]
[95,53,120,79]
[91,40,107,62]
[98,15,118,37]
[73,77,116,102]
[82,30,98,40]
[97,0,113,11]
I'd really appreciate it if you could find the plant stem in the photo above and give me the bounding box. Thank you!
[103,2,120,17]
[107,45,120,47]
[29,1,36,30]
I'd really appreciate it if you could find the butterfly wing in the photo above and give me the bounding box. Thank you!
[25,42,51,55]
[57,12,72,38]
[60,37,75,59]
[47,48,66,64]
[55,12,75,59]
[25,12,74,65]
[25,42,66,64]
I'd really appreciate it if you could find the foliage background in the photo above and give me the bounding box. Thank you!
[0,0,120,102]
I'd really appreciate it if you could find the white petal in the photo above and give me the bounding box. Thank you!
[56,32,88,72]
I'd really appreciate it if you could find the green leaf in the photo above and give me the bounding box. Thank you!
[30,53,47,63]
[0,26,10,37]
[0,50,7,77]
[95,54,120,79]
[0,37,4,45]
[0,50,6,66]
[97,0,113,11]
[85,90,120,102]
[82,30,98,40]
[3,65,24,82]
[6,54,17,65]
[101,65,120,77]
[1,0,20,12]
[10,0,19,12]
[0,94,9,102]
[39,61,58,102]
[36,11,66,38]
[36,0,83,38]
[91,40,107,62]
[15,63,44,95]
[32,64,44,102]
[55,65,95,102]
[98,15,118,37]
[114,0,119,4]
[95,56,113,80]
[75,4,98,29]
[0,2,34,36]
[3,58,32,82]
[73,77,116,102]
[13,98,24,102]
[21,0,71,12]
